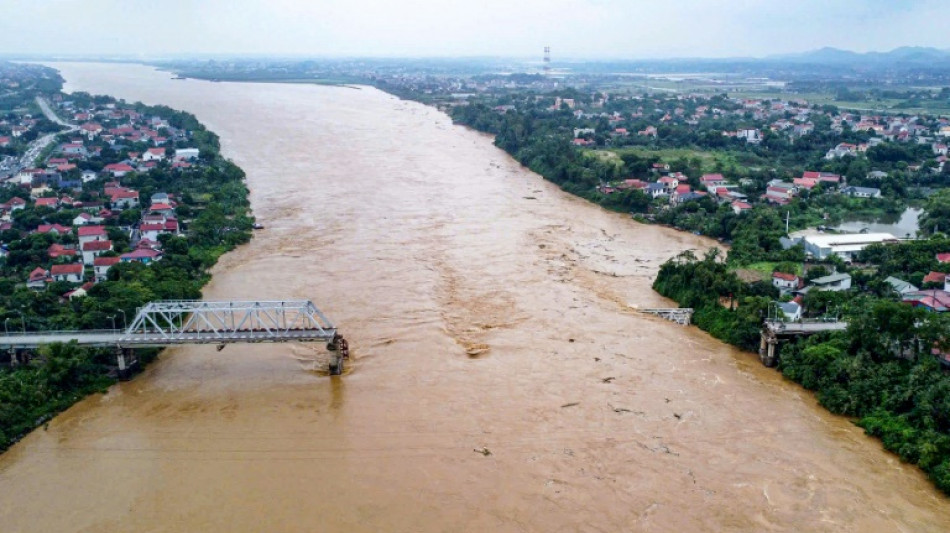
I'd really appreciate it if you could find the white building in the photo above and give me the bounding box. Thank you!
[809,273,852,292]
[802,233,899,261]
[175,148,200,160]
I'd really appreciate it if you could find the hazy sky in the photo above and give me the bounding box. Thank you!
[1,0,948,59]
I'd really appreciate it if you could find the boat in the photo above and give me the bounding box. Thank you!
[252,223,264,230]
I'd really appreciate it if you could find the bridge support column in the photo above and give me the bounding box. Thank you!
[329,352,343,376]
[116,348,132,380]
[762,340,778,367]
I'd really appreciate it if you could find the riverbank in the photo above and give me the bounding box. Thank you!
[653,247,950,495]
[3,62,948,532]
[0,69,254,452]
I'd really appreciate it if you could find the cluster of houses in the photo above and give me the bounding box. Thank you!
[18,186,179,294]
[598,170,754,213]
[770,250,950,321]
[0,96,204,298]
[558,91,950,178]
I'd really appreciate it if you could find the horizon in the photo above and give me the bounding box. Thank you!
[1,0,949,59]
[5,44,950,64]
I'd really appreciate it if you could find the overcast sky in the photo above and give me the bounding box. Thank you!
[1,0,948,59]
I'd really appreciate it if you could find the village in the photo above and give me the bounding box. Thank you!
[0,89,207,305]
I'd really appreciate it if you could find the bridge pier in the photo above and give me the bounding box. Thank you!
[759,331,779,367]
[116,348,136,380]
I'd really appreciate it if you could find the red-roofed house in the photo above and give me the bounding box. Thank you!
[936,253,950,263]
[36,223,70,235]
[77,225,108,245]
[93,256,121,281]
[81,239,113,265]
[35,197,59,208]
[109,188,139,209]
[658,175,679,193]
[617,179,648,191]
[104,163,134,177]
[80,122,103,139]
[2,197,26,212]
[923,271,948,286]
[27,267,50,290]
[73,212,93,226]
[700,173,726,191]
[121,248,161,264]
[793,177,820,190]
[142,148,166,162]
[772,271,801,292]
[48,243,77,259]
[0,136,11,147]
[149,202,175,217]
[50,263,84,283]
[802,171,841,184]
[732,201,753,215]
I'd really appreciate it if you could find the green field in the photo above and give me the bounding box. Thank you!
[589,147,754,174]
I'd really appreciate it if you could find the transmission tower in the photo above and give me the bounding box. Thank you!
[543,46,551,75]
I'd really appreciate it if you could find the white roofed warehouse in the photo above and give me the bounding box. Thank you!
[802,233,900,261]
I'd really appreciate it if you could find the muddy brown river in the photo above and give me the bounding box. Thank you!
[0,63,947,531]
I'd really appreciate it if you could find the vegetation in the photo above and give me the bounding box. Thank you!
[0,72,253,452]
[654,245,950,494]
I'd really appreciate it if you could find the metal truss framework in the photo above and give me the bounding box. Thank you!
[119,300,337,346]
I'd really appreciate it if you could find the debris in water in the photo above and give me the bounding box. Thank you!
[568,338,575,343]
[673,413,682,419]
[523,196,537,200]
[474,447,492,456]
[561,402,580,408]
[602,377,615,383]
[466,344,490,357]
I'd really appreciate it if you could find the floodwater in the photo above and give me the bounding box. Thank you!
[0,63,947,532]
[833,207,922,238]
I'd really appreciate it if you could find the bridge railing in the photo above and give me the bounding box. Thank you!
[122,299,336,341]
[1,328,122,337]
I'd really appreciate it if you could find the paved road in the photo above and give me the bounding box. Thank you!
[1,97,79,181]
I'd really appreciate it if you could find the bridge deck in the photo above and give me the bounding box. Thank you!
[0,299,338,350]
[764,321,848,335]
[0,329,337,350]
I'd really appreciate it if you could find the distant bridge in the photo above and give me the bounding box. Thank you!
[759,319,848,366]
[639,308,693,326]
[1,300,348,375]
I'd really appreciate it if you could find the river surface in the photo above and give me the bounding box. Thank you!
[0,63,947,532]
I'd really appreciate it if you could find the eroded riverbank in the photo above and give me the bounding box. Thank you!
[0,63,946,532]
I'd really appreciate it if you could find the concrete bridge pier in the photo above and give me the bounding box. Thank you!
[759,332,778,367]
[115,348,135,380]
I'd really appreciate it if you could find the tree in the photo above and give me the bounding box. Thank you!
[920,189,950,236]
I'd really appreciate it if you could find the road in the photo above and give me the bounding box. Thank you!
[1,97,78,181]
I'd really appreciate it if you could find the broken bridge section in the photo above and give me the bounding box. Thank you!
[759,319,848,367]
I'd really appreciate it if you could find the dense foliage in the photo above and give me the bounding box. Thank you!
[654,248,950,494]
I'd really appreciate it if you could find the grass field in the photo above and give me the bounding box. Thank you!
[733,261,803,277]
[590,147,757,174]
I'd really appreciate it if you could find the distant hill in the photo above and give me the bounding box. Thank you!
[772,46,950,65]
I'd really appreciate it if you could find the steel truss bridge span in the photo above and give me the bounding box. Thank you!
[1,300,348,375]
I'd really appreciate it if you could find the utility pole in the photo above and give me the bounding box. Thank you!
[543,46,551,75]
